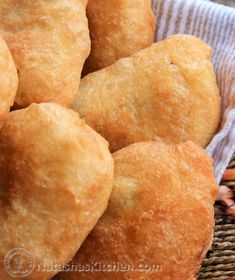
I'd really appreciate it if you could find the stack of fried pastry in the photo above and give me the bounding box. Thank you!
[0,1,221,280]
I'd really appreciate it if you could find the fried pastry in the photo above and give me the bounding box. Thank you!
[83,0,155,74]
[0,103,113,280]
[0,35,17,119]
[58,141,218,280]
[74,35,221,152]
[0,0,90,107]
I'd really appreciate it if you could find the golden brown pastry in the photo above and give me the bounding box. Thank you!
[58,141,218,280]
[83,0,155,74]
[0,103,113,280]
[0,35,18,119]
[0,0,90,108]
[74,34,221,152]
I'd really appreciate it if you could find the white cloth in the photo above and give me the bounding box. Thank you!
[152,0,235,182]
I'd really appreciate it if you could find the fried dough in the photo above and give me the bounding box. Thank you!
[0,35,17,119]
[83,0,155,74]
[0,103,113,280]
[0,0,90,107]
[59,141,218,280]
[74,35,221,152]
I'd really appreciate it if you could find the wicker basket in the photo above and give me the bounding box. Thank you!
[198,154,235,279]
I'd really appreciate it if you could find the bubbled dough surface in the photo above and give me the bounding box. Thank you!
[0,35,18,119]
[59,141,218,280]
[0,0,90,107]
[0,103,113,280]
[83,0,155,74]
[75,35,221,152]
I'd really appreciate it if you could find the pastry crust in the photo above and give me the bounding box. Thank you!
[83,0,155,74]
[0,103,113,280]
[0,0,90,107]
[74,35,221,152]
[58,141,218,280]
[0,35,18,119]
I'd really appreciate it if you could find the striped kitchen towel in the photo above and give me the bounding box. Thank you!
[152,0,235,183]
